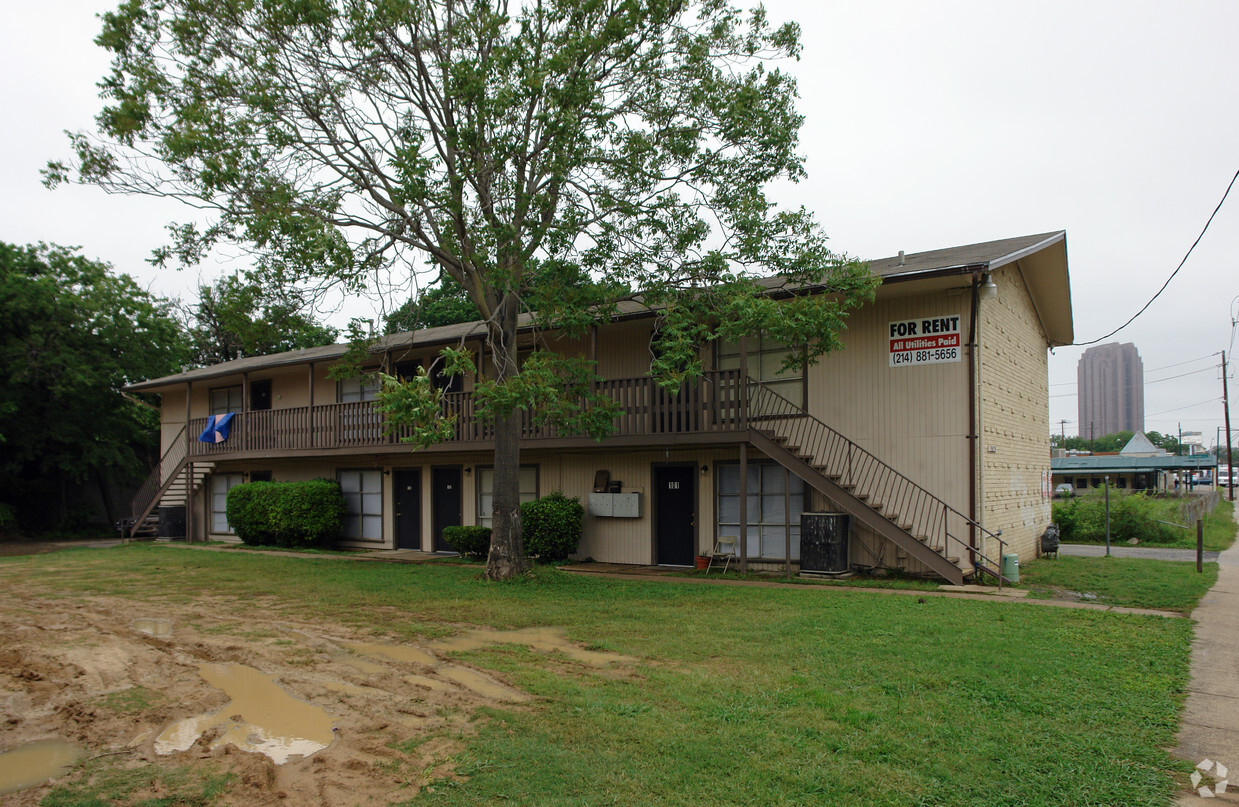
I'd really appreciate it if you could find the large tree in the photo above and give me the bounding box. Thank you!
[186,270,338,366]
[0,243,188,532]
[48,0,877,578]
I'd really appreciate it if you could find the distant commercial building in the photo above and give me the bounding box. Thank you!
[1077,342,1144,438]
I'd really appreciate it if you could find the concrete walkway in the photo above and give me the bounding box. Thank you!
[1059,543,1220,563]
[1175,506,1239,804]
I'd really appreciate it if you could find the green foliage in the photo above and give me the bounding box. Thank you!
[374,369,457,449]
[0,242,188,532]
[1053,493,1179,544]
[384,273,482,333]
[225,479,346,548]
[1050,430,1186,455]
[185,271,336,366]
[442,525,492,559]
[519,492,584,561]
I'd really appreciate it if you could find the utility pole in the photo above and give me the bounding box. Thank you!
[1059,419,1068,443]
[1224,351,1234,502]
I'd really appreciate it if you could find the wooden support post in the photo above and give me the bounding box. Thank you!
[739,442,748,574]
[1198,519,1204,574]
[186,461,194,543]
[739,335,749,427]
[308,363,315,449]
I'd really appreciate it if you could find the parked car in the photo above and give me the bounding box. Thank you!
[1054,483,1073,497]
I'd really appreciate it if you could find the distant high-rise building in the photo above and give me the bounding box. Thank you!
[1077,342,1144,439]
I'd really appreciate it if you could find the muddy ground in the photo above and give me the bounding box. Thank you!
[0,572,631,805]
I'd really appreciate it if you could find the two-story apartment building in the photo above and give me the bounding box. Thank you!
[126,231,1073,584]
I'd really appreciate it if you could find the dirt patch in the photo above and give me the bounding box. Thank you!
[0,582,630,805]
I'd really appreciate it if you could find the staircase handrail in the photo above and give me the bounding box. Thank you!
[127,425,188,536]
[745,381,1009,583]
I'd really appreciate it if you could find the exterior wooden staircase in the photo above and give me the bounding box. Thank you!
[744,383,1010,585]
[126,426,213,539]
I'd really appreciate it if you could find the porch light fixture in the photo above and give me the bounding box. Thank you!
[978,273,998,300]
[700,465,709,475]
[464,466,472,475]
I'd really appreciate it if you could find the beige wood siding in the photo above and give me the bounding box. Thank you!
[805,286,973,517]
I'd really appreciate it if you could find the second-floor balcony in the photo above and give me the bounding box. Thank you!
[186,370,753,459]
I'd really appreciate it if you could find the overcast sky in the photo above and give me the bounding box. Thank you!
[2,0,1237,453]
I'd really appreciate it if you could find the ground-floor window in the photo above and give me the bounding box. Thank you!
[210,473,245,533]
[716,463,805,560]
[477,466,538,528]
[339,469,383,541]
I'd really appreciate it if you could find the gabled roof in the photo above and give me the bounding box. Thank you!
[1120,432,1167,457]
[126,231,1073,392]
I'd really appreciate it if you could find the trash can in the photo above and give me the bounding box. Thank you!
[1001,552,1020,583]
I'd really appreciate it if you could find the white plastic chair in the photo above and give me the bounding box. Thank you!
[707,535,738,574]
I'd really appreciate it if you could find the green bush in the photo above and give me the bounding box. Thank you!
[443,525,492,558]
[520,491,583,561]
[225,479,346,548]
[1052,492,1177,544]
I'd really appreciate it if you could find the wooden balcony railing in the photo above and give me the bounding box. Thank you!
[186,370,746,457]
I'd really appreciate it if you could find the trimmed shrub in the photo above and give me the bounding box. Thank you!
[520,491,583,561]
[443,525,491,558]
[226,479,346,548]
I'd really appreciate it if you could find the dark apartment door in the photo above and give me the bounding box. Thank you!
[250,379,272,411]
[655,465,696,566]
[431,466,462,551]
[394,469,422,550]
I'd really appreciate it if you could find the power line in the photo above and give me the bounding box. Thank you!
[1049,352,1220,387]
[1146,397,1219,418]
[1075,166,1239,346]
[1048,364,1219,397]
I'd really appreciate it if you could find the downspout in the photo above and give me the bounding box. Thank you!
[967,272,981,566]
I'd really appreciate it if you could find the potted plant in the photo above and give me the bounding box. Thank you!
[695,553,711,571]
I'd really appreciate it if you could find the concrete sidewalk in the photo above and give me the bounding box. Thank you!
[1059,543,1220,563]
[1175,506,1239,804]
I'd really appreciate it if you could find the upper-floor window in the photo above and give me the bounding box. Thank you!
[717,336,804,408]
[209,386,243,415]
[339,375,381,403]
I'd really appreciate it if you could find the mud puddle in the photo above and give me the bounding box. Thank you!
[0,740,83,794]
[155,663,335,764]
[345,641,530,702]
[130,618,173,637]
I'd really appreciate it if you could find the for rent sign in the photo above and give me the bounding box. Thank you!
[889,315,962,367]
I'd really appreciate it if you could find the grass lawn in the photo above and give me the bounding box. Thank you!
[1,544,1198,806]
[1019,556,1219,614]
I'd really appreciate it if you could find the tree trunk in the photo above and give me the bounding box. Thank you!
[485,407,530,580]
[96,468,116,528]
[483,292,531,580]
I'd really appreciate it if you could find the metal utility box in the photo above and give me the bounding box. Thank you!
[158,505,186,539]
[587,492,642,518]
[800,512,850,575]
